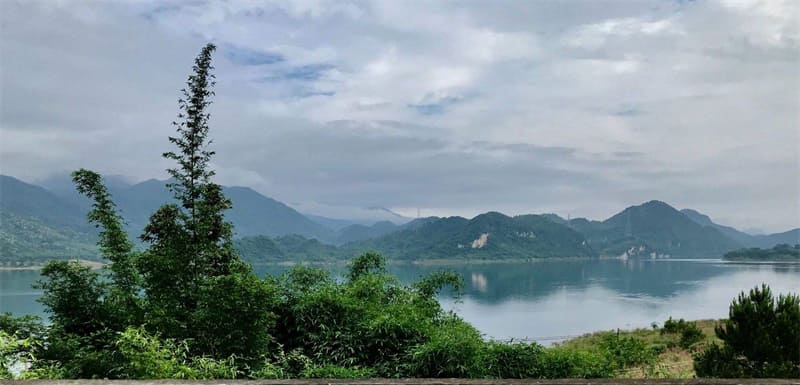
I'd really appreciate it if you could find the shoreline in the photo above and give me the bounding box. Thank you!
[0,259,105,271]
[7,255,798,271]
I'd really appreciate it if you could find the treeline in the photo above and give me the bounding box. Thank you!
[723,244,800,261]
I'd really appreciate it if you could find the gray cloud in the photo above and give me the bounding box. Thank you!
[1,0,798,232]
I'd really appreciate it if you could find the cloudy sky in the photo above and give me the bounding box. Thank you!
[1,0,798,232]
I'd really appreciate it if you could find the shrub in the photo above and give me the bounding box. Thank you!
[192,271,279,361]
[249,360,287,379]
[405,316,484,377]
[479,341,543,378]
[114,326,184,379]
[537,348,613,378]
[661,317,704,349]
[599,333,658,369]
[694,284,800,378]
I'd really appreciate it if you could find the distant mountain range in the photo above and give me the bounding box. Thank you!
[680,208,799,249]
[1,174,798,265]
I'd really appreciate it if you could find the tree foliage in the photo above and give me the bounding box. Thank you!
[694,284,800,378]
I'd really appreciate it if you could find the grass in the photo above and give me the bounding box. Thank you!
[557,319,723,379]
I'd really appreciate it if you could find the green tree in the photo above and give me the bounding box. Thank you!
[138,43,240,341]
[694,284,800,378]
[72,169,141,325]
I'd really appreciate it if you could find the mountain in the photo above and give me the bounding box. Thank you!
[0,212,98,265]
[0,176,99,263]
[223,186,333,239]
[598,201,741,256]
[680,208,799,248]
[305,214,364,231]
[4,173,798,263]
[680,209,757,246]
[540,213,568,225]
[238,212,596,263]
[335,221,400,244]
[346,212,595,260]
[545,201,743,257]
[0,175,91,231]
[752,229,800,248]
[1,175,335,263]
[236,234,340,263]
[40,176,334,240]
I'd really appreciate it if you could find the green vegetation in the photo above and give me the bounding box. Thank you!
[236,234,340,263]
[0,211,98,266]
[723,244,800,261]
[557,318,721,379]
[694,284,800,378]
[661,317,705,349]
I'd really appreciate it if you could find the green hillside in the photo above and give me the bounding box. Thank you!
[0,212,98,266]
[0,176,99,265]
[236,234,340,263]
[347,211,596,260]
[680,208,755,246]
[0,175,90,232]
[546,201,742,257]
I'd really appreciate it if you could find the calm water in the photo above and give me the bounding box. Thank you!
[2,258,798,344]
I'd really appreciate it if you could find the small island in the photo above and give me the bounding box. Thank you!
[723,243,800,261]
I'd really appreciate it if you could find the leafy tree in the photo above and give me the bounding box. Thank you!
[694,284,800,378]
[72,169,141,325]
[138,43,240,342]
[192,272,279,360]
[34,261,119,378]
[36,262,108,337]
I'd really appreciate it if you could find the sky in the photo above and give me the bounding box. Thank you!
[1,0,798,232]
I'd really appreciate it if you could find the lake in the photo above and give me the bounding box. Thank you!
[2,258,799,345]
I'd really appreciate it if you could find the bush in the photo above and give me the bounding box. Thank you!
[114,326,184,379]
[479,341,543,378]
[694,284,800,378]
[537,348,613,378]
[599,333,658,370]
[661,317,704,349]
[404,316,484,377]
[192,271,279,361]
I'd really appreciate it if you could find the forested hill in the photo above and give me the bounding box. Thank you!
[345,212,596,260]
[0,176,99,264]
[237,212,596,263]
[543,201,743,257]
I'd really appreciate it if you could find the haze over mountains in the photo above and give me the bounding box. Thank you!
[1,174,797,265]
